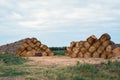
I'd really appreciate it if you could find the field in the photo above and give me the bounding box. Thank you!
[0,54,120,80]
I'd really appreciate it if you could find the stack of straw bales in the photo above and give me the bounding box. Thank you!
[65,33,120,59]
[0,38,54,57]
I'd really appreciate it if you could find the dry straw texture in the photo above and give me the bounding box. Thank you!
[65,33,120,59]
[0,38,54,57]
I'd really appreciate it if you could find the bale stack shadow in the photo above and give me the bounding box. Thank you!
[65,33,120,59]
[0,38,54,57]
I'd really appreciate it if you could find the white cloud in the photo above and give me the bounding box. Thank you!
[0,0,120,46]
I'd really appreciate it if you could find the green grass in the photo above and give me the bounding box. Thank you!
[0,53,120,80]
[0,66,29,77]
[0,54,29,77]
[53,50,64,56]
[0,54,27,65]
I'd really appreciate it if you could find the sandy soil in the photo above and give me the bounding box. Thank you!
[26,56,120,66]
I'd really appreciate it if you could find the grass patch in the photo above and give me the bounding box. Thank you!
[0,54,120,80]
[53,50,64,56]
[0,65,30,77]
[0,54,27,65]
[43,61,120,80]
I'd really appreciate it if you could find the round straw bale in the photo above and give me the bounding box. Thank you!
[42,52,48,56]
[93,52,100,58]
[78,52,84,58]
[87,35,97,45]
[102,40,111,47]
[93,40,101,48]
[64,50,71,56]
[71,52,78,58]
[112,47,120,57]
[32,38,38,44]
[89,46,96,53]
[99,33,111,42]
[70,41,76,48]
[76,42,80,48]
[106,45,112,53]
[101,54,107,59]
[66,47,72,52]
[84,52,91,58]
[80,47,87,53]
[97,46,105,54]
[84,42,91,49]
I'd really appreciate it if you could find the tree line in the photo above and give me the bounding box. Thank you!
[49,47,66,51]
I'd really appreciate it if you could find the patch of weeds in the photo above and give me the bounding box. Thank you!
[73,75,85,80]
[0,54,28,65]
[25,77,37,80]
[56,73,66,80]
[0,67,29,77]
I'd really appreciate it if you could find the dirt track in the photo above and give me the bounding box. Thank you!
[26,56,120,66]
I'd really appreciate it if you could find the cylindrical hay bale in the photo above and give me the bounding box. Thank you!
[93,40,101,48]
[107,54,113,59]
[87,35,97,45]
[78,52,84,58]
[19,47,25,52]
[101,54,107,59]
[106,45,112,53]
[25,38,31,43]
[102,40,111,47]
[32,38,38,44]
[39,48,45,53]
[89,46,96,53]
[46,48,51,53]
[31,49,36,56]
[71,52,78,58]
[66,47,72,52]
[112,47,120,57]
[23,43,29,48]
[35,41,41,47]
[93,52,100,58]
[84,42,91,49]
[34,46,40,51]
[26,46,32,51]
[42,52,48,56]
[70,41,76,48]
[29,42,35,48]
[72,48,80,57]
[84,52,91,58]
[76,42,80,48]
[48,52,54,56]
[64,50,71,56]
[25,38,31,44]
[79,41,84,45]
[72,48,80,53]
[26,51,34,57]
[40,45,48,50]
[99,33,111,42]
[80,47,87,53]
[103,51,111,56]
[20,50,27,56]
[97,46,105,54]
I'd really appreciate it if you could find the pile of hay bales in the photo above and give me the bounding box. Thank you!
[65,33,120,59]
[0,38,54,57]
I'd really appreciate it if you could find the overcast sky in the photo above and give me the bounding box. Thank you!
[0,0,120,47]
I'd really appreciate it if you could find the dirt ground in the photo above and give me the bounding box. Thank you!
[0,56,120,80]
[26,56,120,66]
